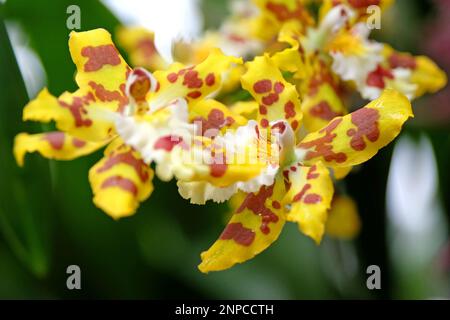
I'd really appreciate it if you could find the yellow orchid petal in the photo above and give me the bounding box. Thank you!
[23,29,131,142]
[383,47,447,97]
[300,61,347,132]
[221,65,246,94]
[171,135,269,188]
[229,101,259,120]
[150,48,242,110]
[301,86,347,133]
[253,0,314,27]
[172,119,292,190]
[283,162,334,244]
[410,56,447,97]
[189,99,248,137]
[13,132,106,167]
[69,28,130,98]
[241,55,303,132]
[89,141,154,219]
[298,89,413,168]
[198,177,286,273]
[249,13,280,41]
[23,89,117,142]
[332,166,353,180]
[114,98,196,182]
[326,195,361,239]
[271,27,304,73]
[116,26,167,71]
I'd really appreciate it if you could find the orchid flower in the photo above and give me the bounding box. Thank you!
[14,28,240,219]
[12,0,447,274]
[137,55,413,272]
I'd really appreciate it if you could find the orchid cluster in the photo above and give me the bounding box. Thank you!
[14,0,446,273]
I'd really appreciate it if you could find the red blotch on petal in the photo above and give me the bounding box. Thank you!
[237,185,279,235]
[298,118,347,163]
[81,45,121,72]
[389,53,417,69]
[272,200,281,209]
[347,0,381,9]
[271,121,286,134]
[346,107,380,151]
[284,101,296,119]
[89,81,128,111]
[309,101,342,120]
[187,91,202,99]
[154,135,184,151]
[304,193,322,204]
[253,79,272,93]
[97,150,149,182]
[307,165,319,180]
[72,138,86,148]
[220,222,255,246]
[205,73,216,86]
[167,73,178,83]
[366,65,394,89]
[293,184,311,202]
[58,95,94,128]
[274,82,285,94]
[210,161,227,178]
[183,70,203,88]
[101,176,138,196]
[262,93,279,106]
[44,132,65,150]
[259,104,268,115]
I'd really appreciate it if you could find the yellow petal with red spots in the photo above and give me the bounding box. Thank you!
[229,101,259,120]
[171,120,286,189]
[23,88,117,142]
[383,47,447,98]
[297,89,413,168]
[171,135,269,188]
[283,162,334,244]
[253,0,314,28]
[89,141,154,219]
[13,132,107,167]
[241,55,303,131]
[301,71,347,133]
[150,48,242,111]
[69,28,130,104]
[326,195,361,239]
[116,26,167,71]
[198,177,286,273]
[23,29,131,142]
[189,99,248,137]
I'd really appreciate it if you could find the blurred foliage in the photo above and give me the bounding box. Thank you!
[0,0,448,299]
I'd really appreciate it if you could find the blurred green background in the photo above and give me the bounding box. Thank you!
[0,0,449,299]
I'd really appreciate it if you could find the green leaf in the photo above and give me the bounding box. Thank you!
[0,17,52,278]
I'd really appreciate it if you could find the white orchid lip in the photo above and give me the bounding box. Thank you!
[115,98,194,181]
[174,119,296,204]
[330,23,384,86]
